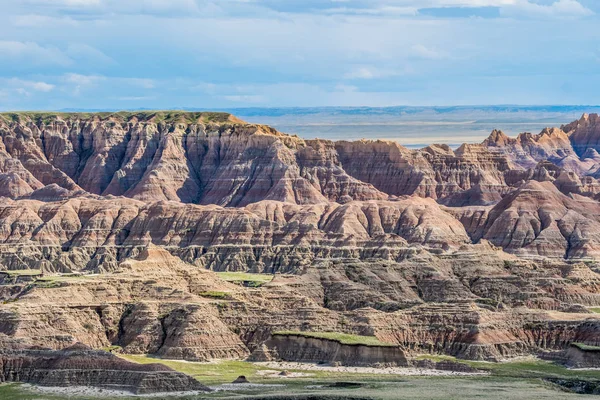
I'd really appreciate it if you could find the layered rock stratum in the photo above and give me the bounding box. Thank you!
[1,111,600,376]
[0,337,210,393]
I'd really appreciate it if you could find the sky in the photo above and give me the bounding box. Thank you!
[0,0,599,110]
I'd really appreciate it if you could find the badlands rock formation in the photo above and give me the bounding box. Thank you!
[250,333,409,366]
[1,111,600,371]
[564,343,600,368]
[0,337,209,393]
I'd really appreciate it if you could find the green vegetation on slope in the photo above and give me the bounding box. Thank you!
[0,270,43,277]
[417,354,600,380]
[572,342,600,351]
[36,274,93,281]
[216,272,274,287]
[118,356,269,386]
[0,111,239,125]
[273,331,396,347]
[199,291,231,299]
[590,307,600,314]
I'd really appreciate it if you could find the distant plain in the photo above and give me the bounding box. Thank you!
[230,106,600,147]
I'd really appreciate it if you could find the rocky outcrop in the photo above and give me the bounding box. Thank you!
[334,140,512,204]
[0,244,599,364]
[0,111,596,207]
[250,333,409,367]
[482,122,600,177]
[412,359,481,373]
[474,180,600,259]
[564,343,600,368]
[545,378,600,395]
[0,196,470,273]
[0,339,209,394]
[0,112,386,206]
[563,113,600,157]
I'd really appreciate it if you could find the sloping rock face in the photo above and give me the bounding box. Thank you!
[563,113,600,157]
[335,140,513,203]
[0,112,383,205]
[564,344,600,368]
[0,247,598,364]
[0,338,209,394]
[453,181,600,259]
[250,334,409,366]
[2,111,600,261]
[0,196,470,273]
[1,111,600,368]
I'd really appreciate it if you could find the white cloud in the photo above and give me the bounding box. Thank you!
[321,6,418,16]
[125,78,155,89]
[194,82,219,94]
[344,66,412,80]
[334,84,359,93]
[11,14,79,27]
[222,94,266,103]
[25,0,102,6]
[9,78,55,92]
[62,73,153,87]
[19,0,214,16]
[0,78,55,100]
[66,43,114,65]
[431,0,516,5]
[27,81,55,92]
[59,73,156,96]
[501,0,594,18]
[344,67,377,79]
[8,0,595,21]
[412,44,446,60]
[116,96,156,101]
[62,73,102,95]
[63,73,103,86]
[0,41,72,67]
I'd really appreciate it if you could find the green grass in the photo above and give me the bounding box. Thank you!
[199,291,231,299]
[415,354,458,362]
[35,274,96,283]
[118,356,268,386]
[4,354,598,399]
[0,111,237,126]
[101,345,123,353]
[590,307,600,314]
[216,272,274,287]
[118,354,600,397]
[31,281,62,289]
[273,331,396,347]
[419,354,600,381]
[572,342,600,351]
[118,354,432,386]
[0,270,42,277]
[0,384,63,400]
[1,378,592,400]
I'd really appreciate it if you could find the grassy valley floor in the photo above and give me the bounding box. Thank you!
[3,355,599,399]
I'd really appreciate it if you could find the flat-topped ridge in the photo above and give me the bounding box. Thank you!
[0,110,243,125]
[273,331,397,347]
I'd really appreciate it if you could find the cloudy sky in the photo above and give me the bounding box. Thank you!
[0,0,599,110]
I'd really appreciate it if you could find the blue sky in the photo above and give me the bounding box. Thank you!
[0,0,599,110]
